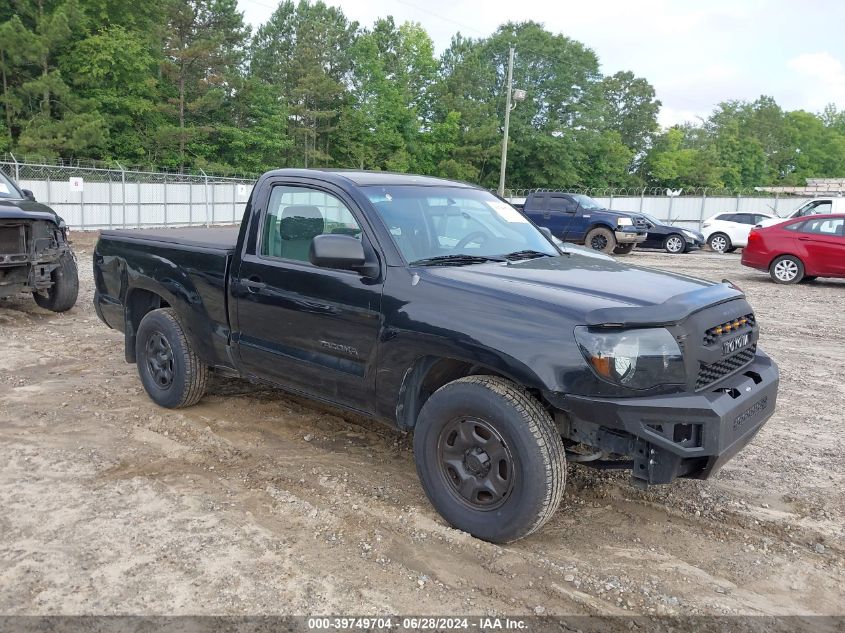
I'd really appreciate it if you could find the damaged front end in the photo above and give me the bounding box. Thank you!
[0,218,72,299]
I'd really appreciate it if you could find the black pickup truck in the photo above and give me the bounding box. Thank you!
[94,169,779,543]
[1,170,78,311]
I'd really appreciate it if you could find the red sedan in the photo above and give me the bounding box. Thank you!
[741,214,845,284]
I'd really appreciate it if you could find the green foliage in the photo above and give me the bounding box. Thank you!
[0,0,843,189]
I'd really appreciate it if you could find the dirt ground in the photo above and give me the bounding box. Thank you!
[0,231,843,619]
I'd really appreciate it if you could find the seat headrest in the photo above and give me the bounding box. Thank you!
[279,205,324,241]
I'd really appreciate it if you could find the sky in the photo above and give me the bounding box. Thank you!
[237,0,845,128]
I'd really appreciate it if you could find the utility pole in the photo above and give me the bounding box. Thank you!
[497,47,515,197]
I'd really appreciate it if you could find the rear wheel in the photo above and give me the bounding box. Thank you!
[707,232,731,253]
[413,375,566,543]
[663,234,685,254]
[33,253,78,312]
[770,255,804,284]
[613,243,636,255]
[585,227,616,254]
[136,308,209,408]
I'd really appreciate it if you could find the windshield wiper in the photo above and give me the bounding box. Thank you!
[502,249,556,261]
[410,254,506,266]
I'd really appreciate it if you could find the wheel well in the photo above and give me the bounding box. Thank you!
[396,356,514,430]
[124,288,170,363]
[769,253,802,269]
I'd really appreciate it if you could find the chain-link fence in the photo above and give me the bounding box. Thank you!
[1,154,257,230]
[0,154,825,231]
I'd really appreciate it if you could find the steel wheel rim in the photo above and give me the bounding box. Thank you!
[667,236,684,252]
[145,330,175,389]
[590,234,608,251]
[437,417,515,511]
[710,235,727,252]
[775,259,798,281]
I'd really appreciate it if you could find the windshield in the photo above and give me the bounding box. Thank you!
[568,194,605,210]
[365,185,558,263]
[0,171,22,199]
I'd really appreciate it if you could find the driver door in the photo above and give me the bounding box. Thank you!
[233,180,384,413]
[547,194,578,239]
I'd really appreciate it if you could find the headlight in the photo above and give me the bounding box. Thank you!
[616,217,633,227]
[682,229,696,239]
[574,327,685,389]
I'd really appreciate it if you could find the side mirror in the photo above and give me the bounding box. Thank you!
[309,234,366,271]
[539,226,553,241]
[21,189,36,201]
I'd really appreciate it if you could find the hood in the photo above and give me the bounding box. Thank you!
[421,253,744,326]
[0,198,63,225]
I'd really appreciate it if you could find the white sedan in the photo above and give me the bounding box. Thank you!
[701,212,775,253]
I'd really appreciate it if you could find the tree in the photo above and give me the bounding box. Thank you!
[159,0,249,169]
[67,26,162,161]
[599,71,660,155]
[250,0,357,167]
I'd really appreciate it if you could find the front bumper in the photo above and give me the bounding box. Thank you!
[557,351,778,486]
[615,227,647,244]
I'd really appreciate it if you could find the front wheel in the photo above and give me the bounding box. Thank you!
[136,308,209,408]
[413,375,566,543]
[33,253,78,312]
[613,243,636,255]
[663,234,686,254]
[585,227,616,254]
[770,255,804,284]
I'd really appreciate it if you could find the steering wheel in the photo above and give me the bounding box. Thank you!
[454,231,489,250]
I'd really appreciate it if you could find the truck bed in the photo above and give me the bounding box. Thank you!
[99,227,239,252]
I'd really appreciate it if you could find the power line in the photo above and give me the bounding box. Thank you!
[393,0,487,36]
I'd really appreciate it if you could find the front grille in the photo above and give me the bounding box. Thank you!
[703,313,756,345]
[0,226,26,255]
[696,345,756,390]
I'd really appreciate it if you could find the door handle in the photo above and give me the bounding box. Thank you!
[543,211,551,219]
[243,276,265,293]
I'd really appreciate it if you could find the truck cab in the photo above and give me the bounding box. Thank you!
[758,196,845,228]
[517,191,648,255]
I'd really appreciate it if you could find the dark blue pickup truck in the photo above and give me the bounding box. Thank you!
[93,169,779,543]
[516,191,649,255]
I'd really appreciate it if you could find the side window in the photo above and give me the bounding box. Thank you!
[813,201,833,215]
[735,213,756,225]
[549,196,574,212]
[261,185,362,262]
[717,214,736,222]
[753,214,769,224]
[800,217,844,236]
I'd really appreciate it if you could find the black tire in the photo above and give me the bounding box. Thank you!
[663,234,686,254]
[33,253,78,312]
[613,243,636,255]
[707,232,731,253]
[769,255,804,284]
[136,308,209,408]
[585,226,616,254]
[413,375,566,543]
